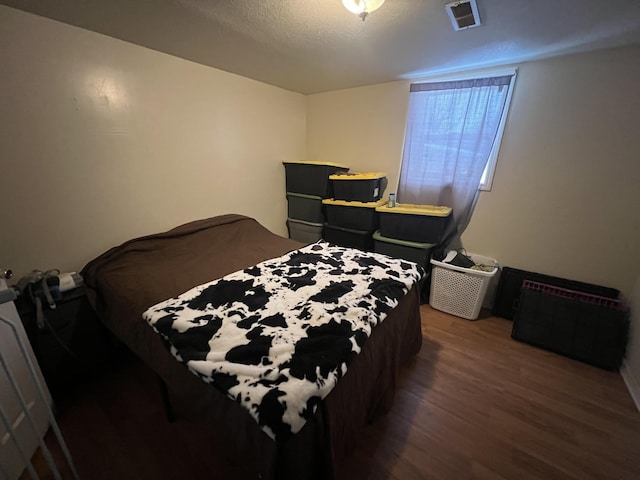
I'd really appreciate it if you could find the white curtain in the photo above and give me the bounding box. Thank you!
[397,75,514,251]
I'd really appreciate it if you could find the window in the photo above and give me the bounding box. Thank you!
[398,69,517,202]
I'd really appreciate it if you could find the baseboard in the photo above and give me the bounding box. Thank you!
[621,363,640,413]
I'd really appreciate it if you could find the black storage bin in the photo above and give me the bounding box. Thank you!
[287,218,323,244]
[493,266,621,320]
[287,192,325,223]
[372,231,435,270]
[16,288,113,394]
[283,161,349,198]
[322,198,387,231]
[376,204,452,244]
[330,172,388,202]
[512,281,630,370]
[373,231,434,304]
[323,224,373,251]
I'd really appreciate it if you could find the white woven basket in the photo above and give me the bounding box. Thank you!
[429,253,498,320]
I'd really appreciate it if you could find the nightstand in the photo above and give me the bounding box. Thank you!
[16,287,112,394]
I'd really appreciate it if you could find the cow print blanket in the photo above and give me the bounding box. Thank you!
[143,241,423,441]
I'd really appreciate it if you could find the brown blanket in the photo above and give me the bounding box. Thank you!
[82,214,422,479]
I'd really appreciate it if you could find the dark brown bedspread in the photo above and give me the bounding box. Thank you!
[82,214,422,479]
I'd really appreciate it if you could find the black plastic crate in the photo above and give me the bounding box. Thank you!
[322,198,386,231]
[287,218,323,244]
[493,266,620,320]
[287,192,325,223]
[283,161,349,197]
[372,230,435,270]
[330,172,388,202]
[512,281,630,370]
[376,204,452,244]
[323,224,373,251]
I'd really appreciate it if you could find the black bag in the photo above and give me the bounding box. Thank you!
[448,250,475,268]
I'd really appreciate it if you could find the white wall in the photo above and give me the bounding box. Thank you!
[307,45,640,299]
[306,81,410,194]
[0,6,305,280]
[463,47,640,298]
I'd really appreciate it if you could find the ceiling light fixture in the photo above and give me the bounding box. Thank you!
[342,0,386,21]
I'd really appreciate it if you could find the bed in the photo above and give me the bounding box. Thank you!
[81,214,423,479]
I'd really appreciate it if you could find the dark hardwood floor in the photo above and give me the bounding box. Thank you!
[22,306,640,479]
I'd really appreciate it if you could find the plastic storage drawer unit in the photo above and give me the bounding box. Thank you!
[429,253,498,320]
[329,172,388,202]
[287,218,323,244]
[286,192,325,223]
[322,198,387,231]
[512,281,629,370]
[376,203,452,244]
[372,231,435,270]
[283,161,349,198]
[323,224,373,251]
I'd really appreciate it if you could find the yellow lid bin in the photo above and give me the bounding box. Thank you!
[283,161,349,198]
[375,203,453,244]
[322,198,387,231]
[285,160,350,168]
[329,172,386,180]
[328,172,388,203]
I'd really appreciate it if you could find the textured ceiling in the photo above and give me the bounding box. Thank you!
[3,0,640,94]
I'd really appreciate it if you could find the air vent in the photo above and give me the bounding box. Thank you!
[445,0,481,31]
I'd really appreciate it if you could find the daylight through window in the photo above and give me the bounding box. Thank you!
[398,70,516,203]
